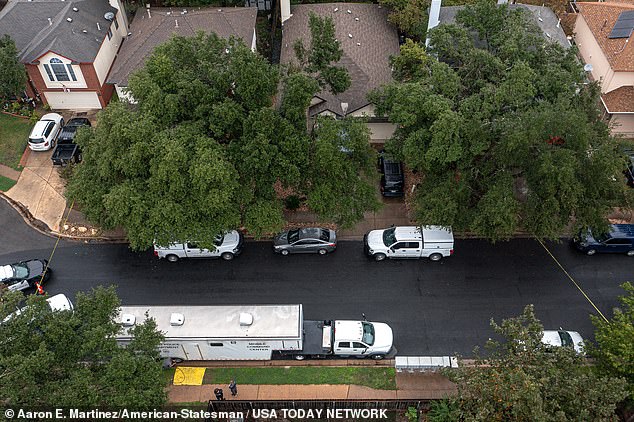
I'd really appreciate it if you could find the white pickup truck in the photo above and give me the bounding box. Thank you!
[364,226,454,262]
[153,231,244,262]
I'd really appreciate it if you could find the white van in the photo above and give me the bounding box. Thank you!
[364,226,454,261]
[153,230,244,262]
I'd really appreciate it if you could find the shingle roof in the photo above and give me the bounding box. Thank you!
[601,86,634,113]
[438,4,570,50]
[280,3,399,117]
[576,1,634,72]
[0,0,117,63]
[107,7,257,86]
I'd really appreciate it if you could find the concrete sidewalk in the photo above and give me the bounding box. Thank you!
[167,371,457,403]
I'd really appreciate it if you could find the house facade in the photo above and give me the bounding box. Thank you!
[279,2,400,144]
[574,1,634,137]
[107,7,258,101]
[0,0,128,110]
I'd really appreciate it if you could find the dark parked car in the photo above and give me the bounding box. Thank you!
[572,224,634,256]
[51,118,90,166]
[0,259,51,292]
[273,228,337,255]
[378,150,404,197]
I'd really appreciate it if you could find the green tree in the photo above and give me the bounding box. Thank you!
[68,31,379,248]
[292,13,351,95]
[448,305,628,421]
[370,1,629,240]
[0,34,26,101]
[305,116,380,227]
[0,286,165,408]
[590,283,634,402]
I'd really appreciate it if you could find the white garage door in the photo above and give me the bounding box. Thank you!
[44,91,102,110]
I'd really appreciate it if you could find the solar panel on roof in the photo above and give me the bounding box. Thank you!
[609,10,634,39]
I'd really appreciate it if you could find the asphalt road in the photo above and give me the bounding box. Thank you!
[1,200,632,356]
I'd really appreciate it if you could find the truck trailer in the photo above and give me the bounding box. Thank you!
[116,304,394,361]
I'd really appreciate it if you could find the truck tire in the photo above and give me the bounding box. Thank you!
[221,252,234,261]
[166,254,179,262]
[318,249,328,255]
[429,253,442,262]
[294,354,306,361]
[373,253,386,262]
[370,354,385,360]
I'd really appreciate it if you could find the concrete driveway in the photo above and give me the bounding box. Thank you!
[5,148,67,232]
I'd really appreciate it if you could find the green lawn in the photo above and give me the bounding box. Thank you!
[0,112,32,170]
[201,366,397,390]
[0,174,17,192]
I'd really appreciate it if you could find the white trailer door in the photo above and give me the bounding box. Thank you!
[181,343,204,360]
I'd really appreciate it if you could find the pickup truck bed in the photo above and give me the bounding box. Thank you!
[51,143,80,166]
[300,320,331,355]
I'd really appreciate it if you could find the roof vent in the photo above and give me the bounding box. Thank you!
[104,11,115,21]
[66,17,73,22]
[82,29,87,33]
[239,312,254,326]
[348,33,353,38]
[72,7,78,11]
[334,7,338,12]
[121,314,136,326]
[355,17,359,21]
[170,313,185,326]
[175,19,179,28]
[356,42,361,46]
[181,9,187,14]
[97,22,101,30]
[48,17,53,25]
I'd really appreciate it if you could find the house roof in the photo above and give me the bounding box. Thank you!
[438,4,570,50]
[280,3,399,117]
[601,86,634,113]
[0,0,117,63]
[576,1,634,72]
[107,7,257,86]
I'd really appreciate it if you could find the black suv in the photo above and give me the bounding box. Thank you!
[378,150,405,197]
[0,259,51,292]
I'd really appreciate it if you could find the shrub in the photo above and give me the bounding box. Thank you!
[285,195,301,210]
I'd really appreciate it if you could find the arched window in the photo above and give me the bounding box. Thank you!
[43,58,77,82]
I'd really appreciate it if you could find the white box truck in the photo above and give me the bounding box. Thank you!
[116,304,394,361]
[364,225,454,262]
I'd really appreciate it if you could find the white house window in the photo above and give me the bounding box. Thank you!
[43,58,77,82]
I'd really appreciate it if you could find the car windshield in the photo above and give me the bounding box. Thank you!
[288,230,300,244]
[361,322,375,345]
[213,235,224,247]
[382,228,396,246]
[11,263,29,278]
[592,231,610,243]
[558,331,574,348]
[29,138,44,144]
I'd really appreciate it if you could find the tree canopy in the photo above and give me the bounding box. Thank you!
[370,1,629,240]
[443,305,628,421]
[590,282,634,403]
[68,31,378,249]
[0,286,165,408]
[0,34,26,101]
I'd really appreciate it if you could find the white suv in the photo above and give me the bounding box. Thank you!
[28,113,64,151]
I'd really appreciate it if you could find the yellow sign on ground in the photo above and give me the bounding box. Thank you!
[173,367,206,385]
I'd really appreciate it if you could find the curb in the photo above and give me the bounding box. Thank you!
[0,192,128,243]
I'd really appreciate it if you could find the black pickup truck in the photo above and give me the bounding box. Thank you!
[51,117,90,166]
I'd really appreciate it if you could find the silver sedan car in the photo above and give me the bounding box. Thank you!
[273,228,337,255]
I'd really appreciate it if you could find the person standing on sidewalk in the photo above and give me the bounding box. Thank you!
[229,379,237,396]
[214,388,225,401]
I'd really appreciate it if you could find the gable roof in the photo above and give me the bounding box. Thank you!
[601,85,634,113]
[107,7,257,86]
[576,1,634,72]
[280,3,399,117]
[438,4,570,50]
[0,0,117,64]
